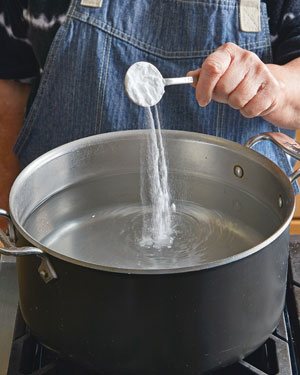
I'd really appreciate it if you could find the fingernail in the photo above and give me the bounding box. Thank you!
[198,99,210,107]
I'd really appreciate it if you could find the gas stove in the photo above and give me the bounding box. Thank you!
[1,238,300,375]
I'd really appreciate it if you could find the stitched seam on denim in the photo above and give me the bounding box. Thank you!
[72,11,268,53]
[169,0,237,7]
[16,3,77,156]
[263,4,272,51]
[71,13,268,58]
[220,103,226,138]
[98,35,112,134]
[94,33,108,134]
[216,103,221,136]
[262,3,272,61]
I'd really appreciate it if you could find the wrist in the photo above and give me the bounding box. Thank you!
[263,62,300,129]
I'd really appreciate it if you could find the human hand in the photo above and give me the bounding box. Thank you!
[187,42,283,121]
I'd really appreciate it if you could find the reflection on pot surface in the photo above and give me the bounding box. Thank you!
[23,173,280,270]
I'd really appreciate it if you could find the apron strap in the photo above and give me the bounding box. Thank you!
[80,0,103,7]
[239,0,261,32]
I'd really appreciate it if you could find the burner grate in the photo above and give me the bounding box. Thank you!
[7,325,293,375]
[238,334,291,375]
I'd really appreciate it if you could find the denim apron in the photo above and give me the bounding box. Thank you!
[14,0,295,186]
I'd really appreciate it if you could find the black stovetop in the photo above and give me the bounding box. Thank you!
[4,238,300,375]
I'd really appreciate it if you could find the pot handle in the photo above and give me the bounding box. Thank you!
[245,132,300,183]
[0,209,43,257]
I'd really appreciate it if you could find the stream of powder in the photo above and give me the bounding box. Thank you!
[140,106,175,249]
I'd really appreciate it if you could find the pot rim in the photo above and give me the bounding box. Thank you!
[9,130,296,274]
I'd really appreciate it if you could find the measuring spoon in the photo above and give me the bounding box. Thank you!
[124,61,196,107]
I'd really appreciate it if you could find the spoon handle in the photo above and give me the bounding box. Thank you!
[164,76,197,86]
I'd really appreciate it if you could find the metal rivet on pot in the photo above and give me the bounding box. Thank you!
[39,270,48,279]
[278,195,283,208]
[234,165,244,178]
[38,256,58,284]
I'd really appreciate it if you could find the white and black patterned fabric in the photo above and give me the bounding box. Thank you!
[1,0,300,79]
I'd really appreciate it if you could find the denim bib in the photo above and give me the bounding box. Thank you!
[14,0,295,185]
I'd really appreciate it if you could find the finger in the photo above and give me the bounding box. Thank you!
[228,66,265,110]
[196,43,234,106]
[213,50,261,104]
[187,69,201,88]
[240,79,280,118]
[228,58,280,113]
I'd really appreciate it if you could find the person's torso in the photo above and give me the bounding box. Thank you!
[14,0,295,190]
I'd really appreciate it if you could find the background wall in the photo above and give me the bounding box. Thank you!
[290,130,300,234]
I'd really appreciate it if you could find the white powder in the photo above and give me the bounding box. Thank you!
[140,107,175,249]
[125,61,174,248]
[124,62,165,107]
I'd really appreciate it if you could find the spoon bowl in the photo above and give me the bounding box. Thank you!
[124,61,195,107]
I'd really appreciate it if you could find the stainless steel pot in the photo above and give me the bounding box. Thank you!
[1,130,300,374]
